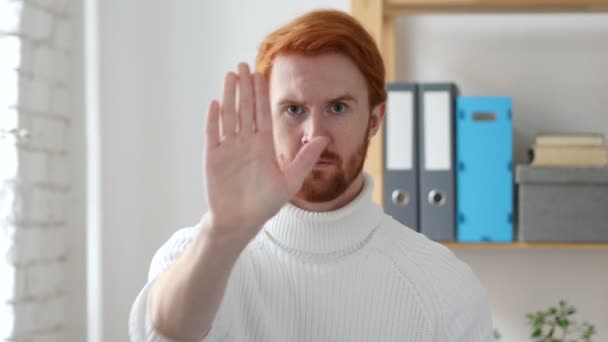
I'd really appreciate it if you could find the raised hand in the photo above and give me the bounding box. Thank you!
[203,63,329,245]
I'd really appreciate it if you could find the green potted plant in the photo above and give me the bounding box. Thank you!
[526,300,596,342]
[494,300,597,342]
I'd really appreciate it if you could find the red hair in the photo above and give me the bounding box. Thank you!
[255,9,387,109]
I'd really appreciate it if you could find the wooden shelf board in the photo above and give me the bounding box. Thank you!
[387,0,608,15]
[442,242,608,249]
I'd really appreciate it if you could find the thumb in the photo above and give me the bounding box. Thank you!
[283,136,330,196]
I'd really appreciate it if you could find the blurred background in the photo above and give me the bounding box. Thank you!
[0,0,607,341]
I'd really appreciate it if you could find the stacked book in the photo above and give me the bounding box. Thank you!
[530,133,608,167]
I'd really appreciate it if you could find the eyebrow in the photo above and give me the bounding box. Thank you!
[276,94,359,107]
[328,94,358,104]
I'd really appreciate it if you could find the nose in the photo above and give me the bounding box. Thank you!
[301,110,328,144]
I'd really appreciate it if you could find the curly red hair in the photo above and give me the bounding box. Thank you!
[255,9,387,109]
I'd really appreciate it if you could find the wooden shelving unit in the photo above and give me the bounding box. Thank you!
[384,0,608,14]
[443,242,608,250]
[351,0,608,249]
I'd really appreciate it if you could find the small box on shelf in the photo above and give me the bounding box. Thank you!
[516,165,608,243]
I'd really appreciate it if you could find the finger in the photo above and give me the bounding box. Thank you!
[253,72,271,132]
[221,72,237,136]
[283,136,330,196]
[238,63,255,135]
[206,100,220,148]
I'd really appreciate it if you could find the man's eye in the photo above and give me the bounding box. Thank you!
[331,102,347,113]
[286,105,303,115]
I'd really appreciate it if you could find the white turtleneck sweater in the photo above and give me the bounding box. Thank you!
[129,174,493,342]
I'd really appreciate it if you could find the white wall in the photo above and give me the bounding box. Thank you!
[67,0,87,340]
[395,14,608,341]
[1,0,81,341]
[97,2,175,341]
[94,2,608,342]
[96,1,349,341]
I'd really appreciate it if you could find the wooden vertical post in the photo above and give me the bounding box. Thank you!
[351,0,395,206]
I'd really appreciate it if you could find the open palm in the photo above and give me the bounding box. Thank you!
[204,63,328,244]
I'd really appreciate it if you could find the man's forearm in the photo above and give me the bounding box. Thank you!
[148,216,247,342]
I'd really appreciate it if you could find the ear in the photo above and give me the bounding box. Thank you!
[368,102,386,139]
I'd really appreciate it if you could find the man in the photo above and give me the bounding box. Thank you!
[129,9,493,342]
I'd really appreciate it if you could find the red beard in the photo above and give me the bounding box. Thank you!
[295,124,371,203]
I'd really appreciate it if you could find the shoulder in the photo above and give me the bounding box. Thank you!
[371,214,485,295]
[371,215,493,341]
[147,225,200,281]
[371,215,465,276]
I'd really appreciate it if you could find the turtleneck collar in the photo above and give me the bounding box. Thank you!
[262,173,384,255]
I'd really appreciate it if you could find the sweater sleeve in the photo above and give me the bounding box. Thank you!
[442,272,494,341]
[129,226,215,342]
[371,218,495,342]
[129,281,181,342]
[431,246,494,342]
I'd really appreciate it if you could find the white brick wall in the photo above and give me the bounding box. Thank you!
[20,4,53,42]
[19,79,51,113]
[1,0,75,341]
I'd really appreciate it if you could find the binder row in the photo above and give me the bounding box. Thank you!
[383,83,514,243]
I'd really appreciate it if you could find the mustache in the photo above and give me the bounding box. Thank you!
[318,150,341,163]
